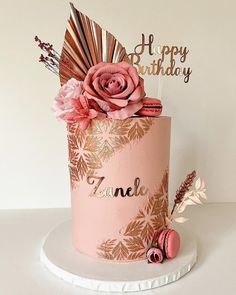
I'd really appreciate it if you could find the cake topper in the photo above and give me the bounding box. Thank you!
[128,34,192,83]
[35,3,163,129]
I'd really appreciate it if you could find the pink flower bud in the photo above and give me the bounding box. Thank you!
[146,247,164,264]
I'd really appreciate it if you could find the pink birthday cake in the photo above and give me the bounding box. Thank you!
[35,3,206,265]
[69,116,170,261]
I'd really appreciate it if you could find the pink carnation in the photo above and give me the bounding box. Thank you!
[52,78,104,130]
[53,78,83,117]
[83,62,145,119]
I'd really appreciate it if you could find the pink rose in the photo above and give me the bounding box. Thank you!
[146,246,163,264]
[83,62,145,119]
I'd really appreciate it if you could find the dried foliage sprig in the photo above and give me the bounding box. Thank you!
[176,177,206,214]
[166,173,207,226]
[171,170,196,215]
[34,36,60,75]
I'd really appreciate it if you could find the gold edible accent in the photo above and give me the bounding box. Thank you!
[128,34,192,83]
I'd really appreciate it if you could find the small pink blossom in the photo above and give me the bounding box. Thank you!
[58,95,105,130]
[146,246,163,264]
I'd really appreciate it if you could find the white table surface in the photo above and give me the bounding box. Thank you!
[0,204,235,295]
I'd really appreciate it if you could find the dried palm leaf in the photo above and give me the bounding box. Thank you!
[59,3,131,85]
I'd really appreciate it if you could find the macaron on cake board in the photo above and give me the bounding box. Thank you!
[35,2,207,292]
[158,229,181,259]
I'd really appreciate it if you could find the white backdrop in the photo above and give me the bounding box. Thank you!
[0,0,235,209]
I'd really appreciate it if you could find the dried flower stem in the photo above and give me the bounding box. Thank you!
[171,170,196,215]
[35,36,60,75]
[34,35,79,80]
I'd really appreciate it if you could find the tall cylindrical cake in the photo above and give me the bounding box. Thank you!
[67,116,171,261]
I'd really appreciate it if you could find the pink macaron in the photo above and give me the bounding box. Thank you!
[136,98,162,117]
[158,229,180,259]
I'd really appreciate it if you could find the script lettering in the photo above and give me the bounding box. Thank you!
[87,176,105,197]
[128,34,192,83]
[87,176,149,198]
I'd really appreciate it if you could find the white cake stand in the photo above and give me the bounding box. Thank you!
[40,220,197,293]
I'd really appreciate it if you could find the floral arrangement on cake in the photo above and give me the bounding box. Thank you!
[35,3,162,131]
[51,62,162,130]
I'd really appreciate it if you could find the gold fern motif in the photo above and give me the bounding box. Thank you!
[97,171,168,261]
[67,118,154,189]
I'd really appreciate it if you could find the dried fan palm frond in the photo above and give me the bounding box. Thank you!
[59,3,131,85]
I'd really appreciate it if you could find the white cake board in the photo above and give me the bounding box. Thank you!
[40,220,197,293]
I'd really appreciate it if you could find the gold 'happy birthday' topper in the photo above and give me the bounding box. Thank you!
[128,34,192,83]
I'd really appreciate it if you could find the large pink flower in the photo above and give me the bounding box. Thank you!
[83,62,145,119]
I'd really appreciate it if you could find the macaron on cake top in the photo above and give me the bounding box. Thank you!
[158,229,180,259]
[136,98,162,117]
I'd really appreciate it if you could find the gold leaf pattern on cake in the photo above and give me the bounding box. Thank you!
[135,210,146,220]
[67,122,77,134]
[140,118,155,132]
[75,128,86,147]
[98,252,114,260]
[84,153,102,170]
[97,170,169,261]
[68,147,78,167]
[123,220,144,237]
[68,165,79,186]
[127,251,146,260]
[140,222,154,243]
[67,118,154,188]
[97,239,116,253]
[83,136,100,152]
[109,136,130,150]
[76,156,87,178]
[124,237,145,252]
[112,241,129,260]
[151,214,165,231]
[109,118,132,135]
[97,140,114,161]
[127,122,145,140]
